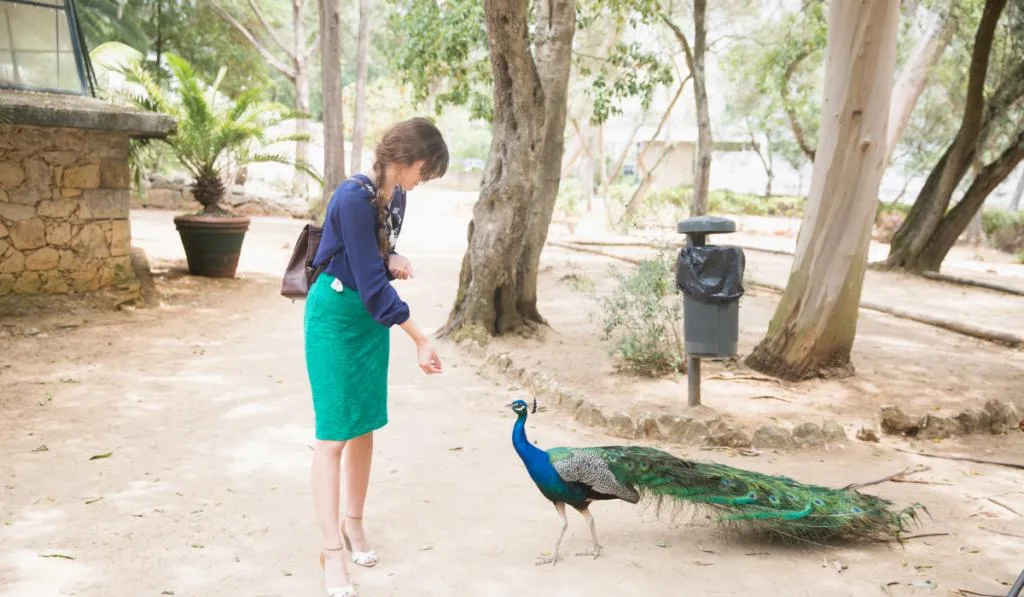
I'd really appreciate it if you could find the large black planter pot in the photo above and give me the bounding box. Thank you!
[173,214,250,278]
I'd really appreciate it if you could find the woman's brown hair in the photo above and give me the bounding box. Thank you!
[370,117,449,254]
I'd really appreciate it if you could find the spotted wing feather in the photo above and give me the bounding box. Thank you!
[551,449,640,503]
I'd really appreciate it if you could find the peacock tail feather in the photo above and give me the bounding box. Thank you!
[549,445,923,543]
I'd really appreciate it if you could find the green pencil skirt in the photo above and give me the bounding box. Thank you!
[304,273,390,441]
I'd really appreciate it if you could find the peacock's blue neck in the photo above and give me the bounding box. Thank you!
[512,412,551,470]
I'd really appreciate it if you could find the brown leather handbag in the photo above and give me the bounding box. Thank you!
[280,223,327,299]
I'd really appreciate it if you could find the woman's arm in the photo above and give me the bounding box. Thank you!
[399,318,442,374]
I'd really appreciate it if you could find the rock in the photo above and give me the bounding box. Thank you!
[0,202,36,221]
[706,422,751,448]
[0,273,14,295]
[47,222,71,247]
[110,220,130,257]
[955,408,990,435]
[919,415,959,440]
[792,422,825,448]
[492,353,512,372]
[0,161,26,187]
[10,218,46,250]
[635,413,661,440]
[23,157,50,190]
[575,404,607,429]
[0,220,7,238]
[37,200,78,219]
[62,163,101,189]
[12,271,41,294]
[607,411,635,439]
[71,270,100,292]
[61,187,83,198]
[82,189,129,219]
[856,427,880,443]
[752,425,793,449]
[58,250,80,272]
[821,420,847,443]
[100,158,131,188]
[660,415,709,444]
[0,250,24,273]
[25,247,59,271]
[985,399,1021,434]
[880,405,920,436]
[40,150,80,166]
[7,187,44,205]
[41,271,68,293]
[72,223,109,259]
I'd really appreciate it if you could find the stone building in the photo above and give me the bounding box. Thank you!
[0,0,175,299]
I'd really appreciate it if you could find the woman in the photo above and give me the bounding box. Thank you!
[304,117,449,597]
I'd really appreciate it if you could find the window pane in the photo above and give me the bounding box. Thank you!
[0,1,82,92]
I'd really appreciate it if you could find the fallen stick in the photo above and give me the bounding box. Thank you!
[920,270,1024,298]
[547,242,1024,349]
[980,526,1024,540]
[846,465,929,490]
[987,497,1023,518]
[893,448,1024,471]
[899,532,950,541]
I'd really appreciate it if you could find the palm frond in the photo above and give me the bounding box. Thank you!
[246,152,325,187]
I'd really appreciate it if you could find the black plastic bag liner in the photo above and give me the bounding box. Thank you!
[675,246,745,303]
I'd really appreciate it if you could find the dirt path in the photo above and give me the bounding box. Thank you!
[1,191,1022,596]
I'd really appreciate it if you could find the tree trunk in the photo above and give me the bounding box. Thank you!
[350,0,371,174]
[292,0,313,198]
[882,9,954,167]
[690,0,711,216]
[439,0,575,340]
[744,0,900,381]
[885,0,1008,270]
[515,0,576,324]
[1008,167,1024,211]
[598,122,607,201]
[915,128,1024,269]
[318,0,344,207]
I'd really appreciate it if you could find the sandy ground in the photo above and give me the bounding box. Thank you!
[1,188,1023,597]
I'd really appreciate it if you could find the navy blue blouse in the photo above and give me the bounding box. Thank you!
[312,173,409,327]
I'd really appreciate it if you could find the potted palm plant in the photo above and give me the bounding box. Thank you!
[118,50,319,278]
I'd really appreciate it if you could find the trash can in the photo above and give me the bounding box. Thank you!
[676,216,745,358]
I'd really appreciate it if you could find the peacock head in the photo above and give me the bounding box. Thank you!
[506,398,545,417]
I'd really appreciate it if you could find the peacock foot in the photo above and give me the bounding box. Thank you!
[574,545,602,560]
[535,553,560,566]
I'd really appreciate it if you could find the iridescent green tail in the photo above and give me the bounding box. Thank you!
[596,446,923,542]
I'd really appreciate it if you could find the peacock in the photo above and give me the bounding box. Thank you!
[507,399,922,565]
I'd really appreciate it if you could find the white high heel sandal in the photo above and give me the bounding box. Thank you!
[342,515,379,568]
[320,546,357,597]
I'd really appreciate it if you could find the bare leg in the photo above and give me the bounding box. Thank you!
[575,507,602,559]
[536,503,568,566]
[342,431,377,565]
[312,440,352,590]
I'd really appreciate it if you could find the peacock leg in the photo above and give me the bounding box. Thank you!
[574,507,602,559]
[536,502,568,566]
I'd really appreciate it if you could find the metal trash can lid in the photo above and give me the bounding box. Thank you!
[677,215,736,235]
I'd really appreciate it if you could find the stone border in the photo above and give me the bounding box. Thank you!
[461,340,1023,451]
[878,403,1023,440]
[468,343,849,451]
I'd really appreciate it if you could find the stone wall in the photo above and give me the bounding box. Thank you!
[0,124,135,296]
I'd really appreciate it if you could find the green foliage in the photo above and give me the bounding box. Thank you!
[387,0,491,121]
[101,45,320,212]
[555,178,582,219]
[597,249,684,377]
[981,209,1024,253]
[578,38,674,124]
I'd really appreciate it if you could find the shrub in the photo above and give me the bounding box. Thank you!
[596,248,685,376]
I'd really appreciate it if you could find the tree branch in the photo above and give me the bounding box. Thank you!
[658,12,696,76]
[306,32,322,61]
[209,0,296,80]
[781,46,816,161]
[245,0,292,57]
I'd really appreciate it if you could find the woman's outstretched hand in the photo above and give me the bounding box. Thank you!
[416,339,443,375]
[388,254,413,280]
